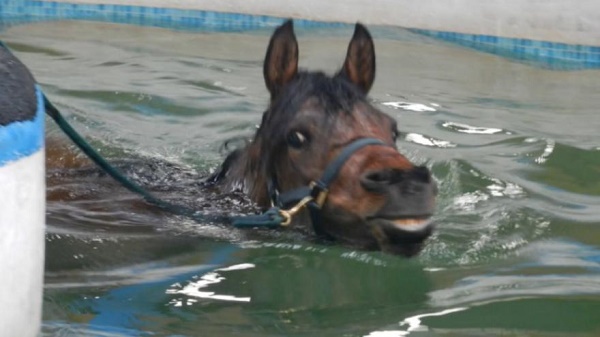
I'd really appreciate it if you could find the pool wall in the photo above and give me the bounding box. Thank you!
[0,0,598,69]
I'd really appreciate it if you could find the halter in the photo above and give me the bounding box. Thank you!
[231,138,389,233]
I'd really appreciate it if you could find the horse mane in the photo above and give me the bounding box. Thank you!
[207,70,369,207]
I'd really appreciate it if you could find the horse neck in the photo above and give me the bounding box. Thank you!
[221,139,270,208]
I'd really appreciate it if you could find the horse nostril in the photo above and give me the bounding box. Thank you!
[361,169,403,192]
[411,166,431,184]
[365,170,391,183]
[361,167,433,193]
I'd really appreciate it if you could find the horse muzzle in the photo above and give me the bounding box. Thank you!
[362,165,438,256]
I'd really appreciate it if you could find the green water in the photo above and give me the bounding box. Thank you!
[3,21,600,336]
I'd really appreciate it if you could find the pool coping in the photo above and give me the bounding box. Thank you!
[0,0,598,70]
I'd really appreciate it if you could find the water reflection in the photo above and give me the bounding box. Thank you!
[365,307,467,336]
[45,243,432,336]
[166,263,254,304]
[382,101,437,112]
[428,240,600,308]
[441,121,506,135]
[4,20,599,336]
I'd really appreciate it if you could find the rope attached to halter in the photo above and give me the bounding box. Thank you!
[43,92,386,230]
[43,94,231,224]
[4,30,258,226]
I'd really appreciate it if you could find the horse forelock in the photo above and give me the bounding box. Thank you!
[211,70,370,206]
[261,71,365,144]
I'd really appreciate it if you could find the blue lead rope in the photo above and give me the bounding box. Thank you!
[1,35,287,228]
[43,93,284,227]
[230,208,286,228]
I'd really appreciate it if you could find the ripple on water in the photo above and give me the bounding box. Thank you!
[382,101,438,112]
[425,159,549,266]
[7,19,599,337]
[404,133,457,148]
[428,239,600,307]
[166,263,255,304]
[441,121,508,135]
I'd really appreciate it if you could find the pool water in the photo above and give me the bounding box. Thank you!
[2,21,600,336]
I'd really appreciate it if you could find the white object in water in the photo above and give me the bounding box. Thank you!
[0,86,45,337]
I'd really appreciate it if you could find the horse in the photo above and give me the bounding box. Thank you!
[207,20,437,256]
[26,20,437,257]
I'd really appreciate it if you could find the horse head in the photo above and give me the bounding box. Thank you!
[214,20,437,256]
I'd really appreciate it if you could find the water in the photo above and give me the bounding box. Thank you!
[2,21,600,336]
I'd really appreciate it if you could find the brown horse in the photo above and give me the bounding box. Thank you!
[42,20,437,256]
[209,20,437,256]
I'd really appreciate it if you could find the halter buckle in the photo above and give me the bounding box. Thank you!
[278,195,314,226]
[309,181,329,208]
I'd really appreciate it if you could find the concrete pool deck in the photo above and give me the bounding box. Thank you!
[42,0,600,46]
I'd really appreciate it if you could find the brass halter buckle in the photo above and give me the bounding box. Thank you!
[309,181,329,208]
[278,196,314,226]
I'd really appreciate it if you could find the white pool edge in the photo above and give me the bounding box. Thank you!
[46,0,600,45]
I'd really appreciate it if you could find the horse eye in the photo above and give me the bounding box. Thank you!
[287,131,309,149]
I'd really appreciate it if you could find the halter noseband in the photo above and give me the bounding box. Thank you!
[231,138,389,233]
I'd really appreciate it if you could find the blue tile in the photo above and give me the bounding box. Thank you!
[565,51,576,60]
[554,42,568,50]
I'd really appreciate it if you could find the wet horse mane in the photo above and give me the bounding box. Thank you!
[258,71,367,144]
[269,71,365,114]
[207,19,383,210]
[208,69,369,206]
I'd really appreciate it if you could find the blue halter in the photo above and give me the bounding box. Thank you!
[231,138,389,234]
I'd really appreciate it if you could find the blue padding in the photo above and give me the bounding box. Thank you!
[0,85,44,166]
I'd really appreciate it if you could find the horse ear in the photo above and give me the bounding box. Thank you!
[264,20,299,98]
[338,23,376,94]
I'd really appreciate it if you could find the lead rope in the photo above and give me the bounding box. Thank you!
[1,36,310,228]
[43,90,389,231]
[43,92,288,227]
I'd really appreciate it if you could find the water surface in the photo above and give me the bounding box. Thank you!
[2,21,600,336]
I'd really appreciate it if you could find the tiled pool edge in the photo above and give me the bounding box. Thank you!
[0,0,598,70]
[411,29,600,70]
[0,0,345,32]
